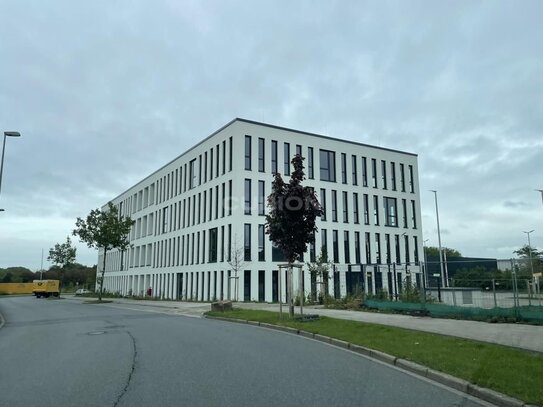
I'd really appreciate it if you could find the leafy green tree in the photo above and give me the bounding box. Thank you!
[424,246,461,258]
[73,202,134,301]
[513,245,543,275]
[48,236,77,296]
[266,154,322,316]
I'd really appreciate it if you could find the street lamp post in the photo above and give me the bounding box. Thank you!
[536,189,543,205]
[0,131,22,197]
[522,230,535,279]
[430,190,446,287]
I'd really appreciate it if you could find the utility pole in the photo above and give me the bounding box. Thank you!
[430,190,445,287]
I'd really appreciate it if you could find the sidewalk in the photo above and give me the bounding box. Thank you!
[69,296,543,353]
[235,302,543,353]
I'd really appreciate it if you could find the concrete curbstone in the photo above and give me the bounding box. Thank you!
[369,349,397,365]
[246,320,261,327]
[313,334,331,343]
[275,325,299,335]
[259,322,276,330]
[395,359,428,377]
[426,369,469,393]
[467,384,524,407]
[298,330,315,339]
[329,338,350,349]
[348,343,372,357]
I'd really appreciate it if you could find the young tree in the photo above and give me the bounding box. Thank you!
[227,238,249,302]
[48,236,77,297]
[306,248,331,303]
[73,202,135,301]
[266,154,322,317]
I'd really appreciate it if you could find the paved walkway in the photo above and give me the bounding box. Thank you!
[65,296,543,353]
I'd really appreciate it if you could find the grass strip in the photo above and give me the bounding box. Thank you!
[208,308,543,406]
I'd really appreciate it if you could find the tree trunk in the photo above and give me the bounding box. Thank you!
[99,248,107,301]
[288,264,294,318]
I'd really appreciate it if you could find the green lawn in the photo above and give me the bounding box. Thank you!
[208,309,543,406]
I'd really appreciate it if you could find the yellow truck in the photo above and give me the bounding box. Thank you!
[32,280,60,298]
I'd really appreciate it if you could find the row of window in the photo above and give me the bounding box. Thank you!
[130,181,233,240]
[243,178,418,229]
[244,135,415,192]
[241,223,419,266]
[106,224,234,271]
[117,136,234,218]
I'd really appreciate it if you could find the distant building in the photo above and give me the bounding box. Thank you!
[98,118,424,301]
[425,256,498,286]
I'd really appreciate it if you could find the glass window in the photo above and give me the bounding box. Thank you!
[204,152,208,183]
[411,200,417,228]
[375,233,381,264]
[284,142,290,175]
[271,140,278,174]
[408,165,415,193]
[321,228,327,256]
[353,193,359,224]
[258,138,265,172]
[381,160,387,190]
[189,159,197,189]
[308,147,314,179]
[405,234,410,264]
[222,140,226,175]
[395,234,401,264]
[351,155,357,185]
[245,135,252,171]
[296,144,302,156]
[244,223,251,261]
[342,191,348,223]
[373,195,379,225]
[258,181,265,216]
[208,228,218,263]
[413,236,419,264]
[331,190,338,222]
[362,157,368,187]
[363,194,369,225]
[332,230,339,263]
[354,232,361,264]
[385,234,391,264]
[371,159,377,188]
[244,179,251,215]
[341,153,347,184]
[344,231,350,264]
[400,163,405,192]
[320,189,327,221]
[384,197,398,227]
[365,232,371,264]
[319,149,336,182]
[229,136,233,172]
[258,224,265,261]
[402,199,408,228]
[391,162,396,191]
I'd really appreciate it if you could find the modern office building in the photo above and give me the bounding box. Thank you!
[98,118,424,302]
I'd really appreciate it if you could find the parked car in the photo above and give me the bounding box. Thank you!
[74,289,92,296]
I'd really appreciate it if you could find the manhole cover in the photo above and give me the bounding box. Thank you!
[88,331,106,335]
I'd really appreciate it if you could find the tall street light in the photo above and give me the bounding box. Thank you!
[523,230,535,279]
[430,190,446,287]
[536,189,543,205]
[0,131,22,197]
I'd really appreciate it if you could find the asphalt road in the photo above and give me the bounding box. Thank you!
[0,296,494,407]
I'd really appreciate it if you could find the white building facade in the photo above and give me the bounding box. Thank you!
[99,118,424,302]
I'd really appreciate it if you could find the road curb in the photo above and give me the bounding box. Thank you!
[205,314,534,407]
[0,309,5,330]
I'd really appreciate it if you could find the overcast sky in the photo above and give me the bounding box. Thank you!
[0,1,542,270]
